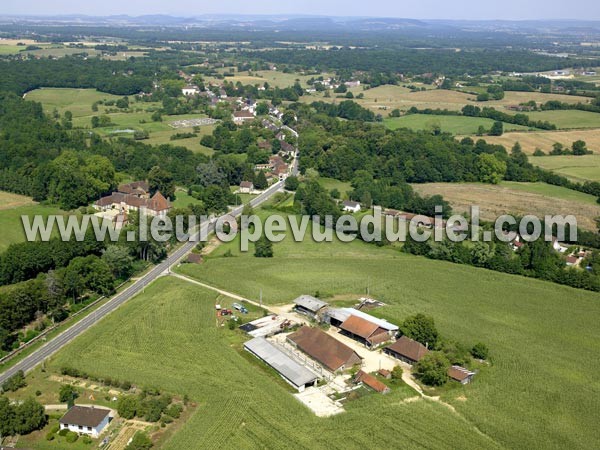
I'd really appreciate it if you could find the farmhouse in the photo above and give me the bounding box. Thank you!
[244,337,318,392]
[384,336,429,365]
[293,295,328,319]
[239,181,254,193]
[279,141,297,156]
[94,190,171,218]
[232,110,255,123]
[342,200,361,213]
[287,326,363,372]
[448,365,476,384]
[59,405,110,438]
[339,315,390,348]
[354,370,390,394]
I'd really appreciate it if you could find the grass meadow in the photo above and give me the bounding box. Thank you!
[523,110,600,129]
[532,154,600,183]
[47,277,498,450]
[0,191,64,251]
[384,114,529,134]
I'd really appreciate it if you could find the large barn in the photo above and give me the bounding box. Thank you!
[244,337,318,392]
[287,326,362,372]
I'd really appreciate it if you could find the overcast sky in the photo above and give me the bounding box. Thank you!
[2,0,600,21]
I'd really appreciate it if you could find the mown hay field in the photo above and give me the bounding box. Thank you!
[478,129,600,155]
[410,182,600,231]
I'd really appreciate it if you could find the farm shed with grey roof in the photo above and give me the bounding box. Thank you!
[244,337,318,392]
[293,295,329,318]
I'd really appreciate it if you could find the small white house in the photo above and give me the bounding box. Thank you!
[182,85,199,96]
[342,200,361,213]
[59,406,111,438]
[552,238,569,253]
[239,181,254,193]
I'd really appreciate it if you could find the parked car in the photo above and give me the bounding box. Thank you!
[232,303,249,314]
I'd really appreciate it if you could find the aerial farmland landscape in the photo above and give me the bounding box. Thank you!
[0,1,599,449]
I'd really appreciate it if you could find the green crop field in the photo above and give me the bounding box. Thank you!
[384,114,529,134]
[520,110,600,129]
[0,192,64,251]
[175,219,600,450]
[532,154,600,182]
[47,277,499,450]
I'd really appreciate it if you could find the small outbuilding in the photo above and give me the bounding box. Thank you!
[239,181,254,193]
[354,370,391,394]
[59,405,111,438]
[448,365,476,384]
[293,295,328,319]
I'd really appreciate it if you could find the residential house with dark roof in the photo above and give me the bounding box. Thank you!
[59,405,111,438]
[287,326,362,372]
[384,336,430,365]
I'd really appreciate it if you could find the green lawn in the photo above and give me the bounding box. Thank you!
[0,196,64,252]
[500,181,600,205]
[318,177,353,199]
[522,110,600,129]
[532,154,600,182]
[175,219,600,450]
[384,114,530,134]
[47,277,498,450]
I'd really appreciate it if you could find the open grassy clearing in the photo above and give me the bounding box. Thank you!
[0,192,64,252]
[410,182,600,230]
[385,114,529,134]
[532,154,600,183]
[516,110,600,129]
[477,129,600,154]
[26,88,213,154]
[45,277,498,450]
[300,86,591,114]
[317,177,353,198]
[25,88,123,118]
[176,218,600,450]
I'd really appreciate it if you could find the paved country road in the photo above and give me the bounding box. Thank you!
[0,180,285,385]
